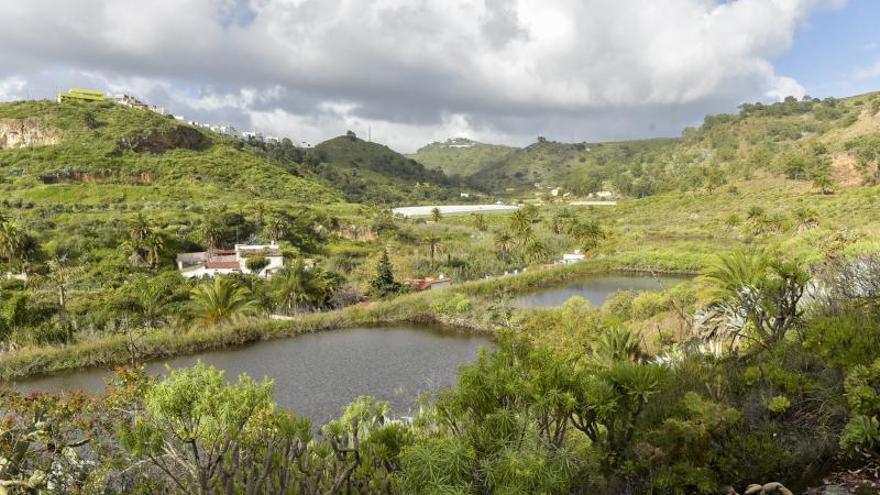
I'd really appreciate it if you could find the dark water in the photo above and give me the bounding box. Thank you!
[13,326,490,427]
[512,273,691,308]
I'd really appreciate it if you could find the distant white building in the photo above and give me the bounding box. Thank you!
[178,242,284,279]
[561,250,586,265]
[550,188,560,197]
[591,191,614,199]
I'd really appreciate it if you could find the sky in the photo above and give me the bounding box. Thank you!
[0,0,877,153]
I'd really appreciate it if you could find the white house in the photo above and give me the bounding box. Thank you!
[178,242,284,279]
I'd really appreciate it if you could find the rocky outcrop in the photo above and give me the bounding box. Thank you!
[0,118,60,149]
[115,126,209,154]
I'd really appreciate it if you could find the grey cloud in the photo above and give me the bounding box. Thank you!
[0,0,848,151]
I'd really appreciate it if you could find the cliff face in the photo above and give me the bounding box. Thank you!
[0,118,60,149]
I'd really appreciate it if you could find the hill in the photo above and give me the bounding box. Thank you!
[313,134,463,205]
[414,92,880,197]
[0,100,379,285]
[0,100,342,204]
[408,137,518,177]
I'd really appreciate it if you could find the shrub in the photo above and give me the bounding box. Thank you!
[245,255,270,272]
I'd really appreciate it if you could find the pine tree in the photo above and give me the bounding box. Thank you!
[370,247,403,298]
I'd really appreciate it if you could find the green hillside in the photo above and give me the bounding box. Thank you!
[0,100,342,204]
[415,92,880,197]
[408,137,518,177]
[314,134,462,205]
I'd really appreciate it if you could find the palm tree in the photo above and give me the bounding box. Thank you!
[144,231,165,269]
[471,213,488,232]
[572,220,605,253]
[263,213,287,243]
[551,209,575,235]
[138,281,171,328]
[699,249,767,302]
[493,230,515,262]
[272,260,311,315]
[430,207,442,222]
[127,213,151,244]
[123,214,163,269]
[509,209,533,239]
[190,277,255,327]
[0,221,37,274]
[522,238,550,264]
[46,256,81,315]
[199,216,225,253]
[424,235,444,266]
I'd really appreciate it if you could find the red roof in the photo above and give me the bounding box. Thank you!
[205,261,240,270]
[405,277,451,291]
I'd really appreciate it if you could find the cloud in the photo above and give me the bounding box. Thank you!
[854,60,880,81]
[0,0,846,151]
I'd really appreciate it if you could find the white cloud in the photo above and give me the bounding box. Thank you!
[854,60,880,81]
[0,77,26,100]
[0,0,846,150]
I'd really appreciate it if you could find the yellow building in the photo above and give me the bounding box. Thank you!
[57,88,105,103]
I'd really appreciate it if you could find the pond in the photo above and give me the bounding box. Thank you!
[511,273,692,309]
[13,325,491,427]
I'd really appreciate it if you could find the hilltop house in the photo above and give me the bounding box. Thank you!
[57,88,105,103]
[177,242,285,279]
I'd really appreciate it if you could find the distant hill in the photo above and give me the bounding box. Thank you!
[408,138,518,177]
[411,91,880,197]
[314,134,462,205]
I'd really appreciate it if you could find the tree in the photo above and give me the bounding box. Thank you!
[122,215,164,269]
[263,213,288,243]
[698,250,809,348]
[424,235,444,266]
[120,362,313,495]
[0,221,38,275]
[46,256,79,316]
[369,248,403,299]
[198,216,225,253]
[471,213,488,232]
[493,231,515,262]
[272,260,311,315]
[572,220,606,253]
[190,277,255,327]
[522,238,550,264]
[430,207,443,222]
[813,173,834,195]
[551,209,575,235]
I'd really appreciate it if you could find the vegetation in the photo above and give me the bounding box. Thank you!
[3,90,880,492]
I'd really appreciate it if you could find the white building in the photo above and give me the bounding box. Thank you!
[561,250,586,265]
[178,242,284,279]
